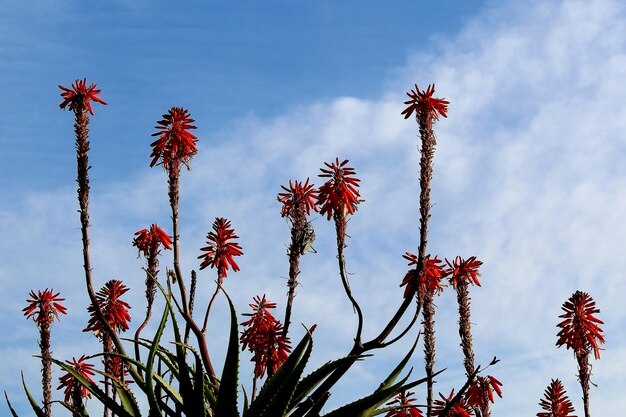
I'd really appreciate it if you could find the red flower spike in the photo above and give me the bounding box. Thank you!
[385,390,423,417]
[150,107,198,169]
[198,217,243,281]
[401,83,449,122]
[23,289,67,326]
[537,379,576,417]
[240,295,291,378]
[59,78,107,115]
[400,253,449,298]
[277,178,319,218]
[465,375,503,407]
[57,356,96,403]
[133,223,172,258]
[317,158,361,220]
[556,291,605,359]
[447,256,482,288]
[84,280,131,335]
[432,390,473,417]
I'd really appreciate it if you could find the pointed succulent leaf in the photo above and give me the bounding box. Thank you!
[215,289,240,417]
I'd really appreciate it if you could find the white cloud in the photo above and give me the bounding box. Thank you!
[3,0,626,415]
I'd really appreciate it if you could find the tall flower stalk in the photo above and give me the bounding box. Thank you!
[403,83,448,416]
[556,291,604,417]
[23,289,67,417]
[84,279,131,417]
[132,224,172,366]
[198,216,243,335]
[277,178,318,336]
[317,158,364,346]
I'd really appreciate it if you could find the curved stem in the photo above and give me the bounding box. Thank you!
[334,214,364,348]
[201,283,221,335]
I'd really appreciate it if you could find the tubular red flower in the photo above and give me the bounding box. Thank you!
[556,291,605,360]
[432,390,473,417]
[385,390,423,417]
[59,78,107,115]
[57,356,96,403]
[401,84,449,122]
[447,256,482,288]
[277,178,319,218]
[84,280,132,335]
[150,107,198,169]
[537,379,576,417]
[133,223,172,258]
[240,295,291,378]
[198,217,243,281]
[465,375,503,407]
[317,158,361,220]
[401,253,449,298]
[23,289,67,326]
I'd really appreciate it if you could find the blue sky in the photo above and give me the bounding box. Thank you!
[2,1,625,416]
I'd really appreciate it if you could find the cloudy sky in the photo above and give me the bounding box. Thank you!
[1,1,625,416]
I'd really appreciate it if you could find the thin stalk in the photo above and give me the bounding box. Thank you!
[134,260,158,373]
[201,284,221,335]
[334,214,364,348]
[183,270,197,345]
[577,352,591,417]
[39,323,52,417]
[456,280,476,376]
[283,214,306,337]
[422,291,436,417]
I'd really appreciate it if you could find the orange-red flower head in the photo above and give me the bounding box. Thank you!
[401,83,448,123]
[465,375,503,408]
[447,256,482,288]
[385,390,423,417]
[432,390,473,417]
[59,78,107,115]
[198,217,243,281]
[317,158,361,220]
[556,290,605,360]
[277,178,319,218]
[537,379,576,417]
[57,355,96,403]
[23,289,67,327]
[401,253,449,298]
[150,107,198,169]
[240,295,291,378]
[133,224,172,259]
[84,280,131,335]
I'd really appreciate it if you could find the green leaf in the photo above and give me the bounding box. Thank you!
[20,373,46,417]
[145,293,171,414]
[57,399,91,417]
[290,355,366,409]
[215,289,240,417]
[111,378,141,417]
[376,336,419,393]
[4,391,20,417]
[246,330,312,417]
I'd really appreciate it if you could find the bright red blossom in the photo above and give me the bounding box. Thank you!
[401,84,449,122]
[401,253,449,298]
[59,78,107,115]
[465,375,503,408]
[277,178,319,218]
[317,158,361,220]
[240,295,291,378]
[556,291,605,360]
[84,280,131,335]
[150,107,198,169]
[432,390,473,417]
[385,390,423,417]
[23,289,67,326]
[57,356,96,403]
[198,217,243,281]
[447,256,482,288]
[537,379,576,417]
[133,223,172,258]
